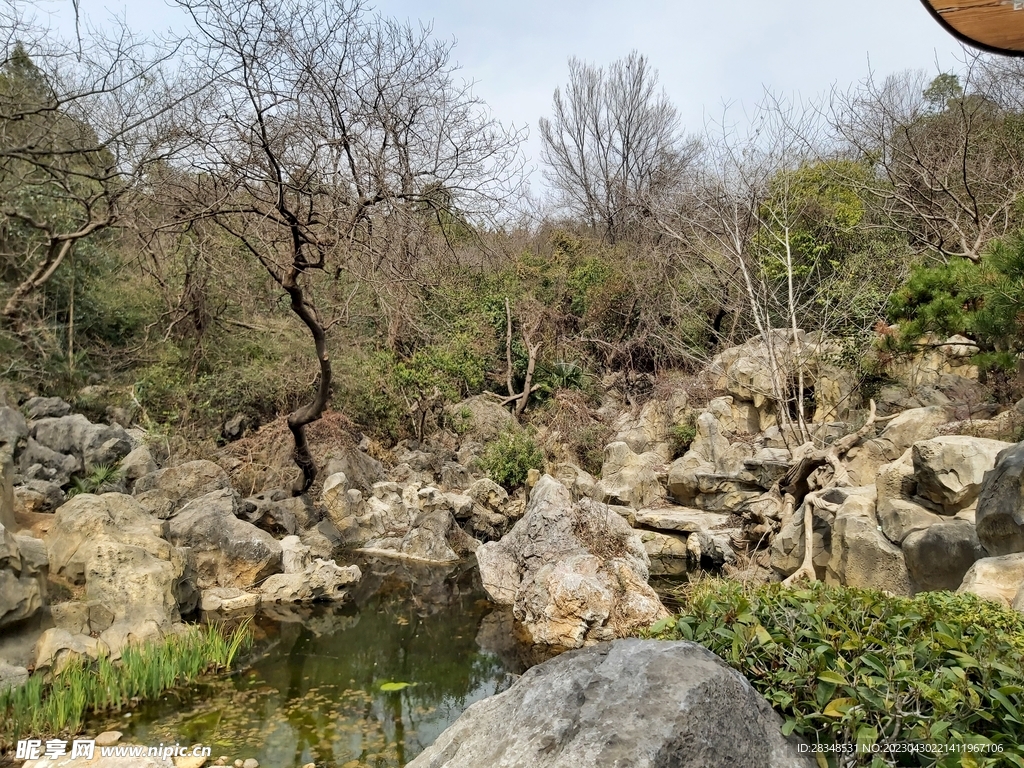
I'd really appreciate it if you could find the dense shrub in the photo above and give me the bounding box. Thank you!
[481,427,544,489]
[648,579,1024,767]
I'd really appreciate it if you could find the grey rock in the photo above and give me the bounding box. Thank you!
[0,448,13,531]
[407,639,813,768]
[133,460,231,519]
[323,446,385,493]
[0,524,47,628]
[476,476,665,648]
[23,396,71,420]
[118,445,157,490]
[596,441,665,509]
[445,394,514,443]
[912,436,1010,514]
[30,413,131,471]
[976,442,1024,556]
[826,495,912,595]
[0,661,28,693]
[958,553,1024,606]
[260,559,361,603]
[165,489,282,589]
[14,479,65,514]
[19,437,79,486]
[633,507,732,534]
[0,406,28,452]
[903,520,985,593]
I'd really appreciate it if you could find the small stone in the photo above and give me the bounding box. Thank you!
[242,760,260,768]
[94,731,122,746]
[175,756,208,768]
[234,761,243,768]
[302,763,315,768]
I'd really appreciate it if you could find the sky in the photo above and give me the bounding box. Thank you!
[31,0,967,180]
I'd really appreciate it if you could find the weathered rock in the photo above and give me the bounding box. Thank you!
[463,477,515,541]
[260,559,361,602]
[476,476,665,648]
[322,446,386,493]
[611,390,691,459]
[638,530,689,576]
[33,627,110,673]
[975,442,1024,556]
[770,485,867,580]
[666,452,714,506]
[19,437,80,486]
[633,506,731,534]
[0,523,47,628]
[322,474,407,546]
[362,487,479,563]
[407,639,812,768]
[903,520,985,593]
[200,586,260,612]
[0,405,28,451]
[596,441,664,509]
[0,447,14,531]
[165,489,282,589]
[14,479,65,514]
[846,406,952,486]
[446,393,514,443]
[912,436,1010,514]
[958,553,1024,606]
[826,489,912,595]
[30,413,132,472]
[551,462,600,500]
[875,449,944,545]
[280,534,312,574]
[134,460,232,519]
[23,396,72,420]
[119,445,158,490]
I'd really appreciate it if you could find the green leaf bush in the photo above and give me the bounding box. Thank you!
[480,427,544,490]
[647,579,1024,767]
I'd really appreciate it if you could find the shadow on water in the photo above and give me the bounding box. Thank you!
[91,558,535,768]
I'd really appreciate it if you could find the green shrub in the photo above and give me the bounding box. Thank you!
[647,579,1024,767]
[67,464,122,497]
[481,427,544,489]
[668,415,697,459]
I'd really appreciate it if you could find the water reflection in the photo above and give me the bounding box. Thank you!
[95,559,526,767]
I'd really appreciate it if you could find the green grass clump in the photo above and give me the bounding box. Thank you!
[0,621,252,749]
[481,426,544,490]
[647,579,1024,767]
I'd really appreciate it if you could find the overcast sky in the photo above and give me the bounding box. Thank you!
[34,0,967,180]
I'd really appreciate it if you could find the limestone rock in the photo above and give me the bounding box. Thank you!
[975,442,1024,556]
[912,436,1010,514]
[23,396,72,420]
[826,493,912,595]
[0,447,14,530]
[30,413,132,472]
[119,445,158,490]
[407,639,813,768]
[165,489,282,590]
[903,520,985,593]
[846,406,952,486]
[134,460,231,519]
[476,475,666,648]
[14,479,65,514]
[633,506,731,534]
[638,530,689,576]
[596,442,665,509]
[34,627,110,673]
[958,553,1024,606]
[445,394,514,443]
[197,586,258,612]
[875,450,944,545]
[0,523,47,628]
[0,661,28,692]
[260,559,361,602]
[0,405,28,451]
[322,446,385,493]
[280,535,312,574]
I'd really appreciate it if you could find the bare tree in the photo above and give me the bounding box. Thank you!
[168,0,524,492]
[830,54,1024,264]
[539,50,697,244]
[0,4,201,332]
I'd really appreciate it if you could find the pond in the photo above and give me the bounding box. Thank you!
[90,559,535,768]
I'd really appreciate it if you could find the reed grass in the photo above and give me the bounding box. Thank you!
[0,621,253,748]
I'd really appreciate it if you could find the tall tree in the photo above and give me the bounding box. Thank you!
[539,51,696,244]
[170,0,525,492]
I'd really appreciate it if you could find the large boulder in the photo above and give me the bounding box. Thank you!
[826,489,912,595]
[22,396,71,420]
[875,450,944,545]
[165,488,282,589]
[322,445,386,493]
[0,447,15,532]
[958,553,1024,606]
[903,520,985,593]
[322,474,407,546]
[846,406,952,486]
[360,486,479,563]
[445,393,514,443]
[476,475,666,649]
[44,493,195,647]
[407,639,812,768]
[596,442,665,509]
[133,460,231,519]
[975,442,1024,556]
[912,436,1010,514]
[0,523,47,629]
[0,405,28,453]
[611,389,691,459]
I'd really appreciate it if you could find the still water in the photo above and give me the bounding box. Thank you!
[94,559,530,767]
